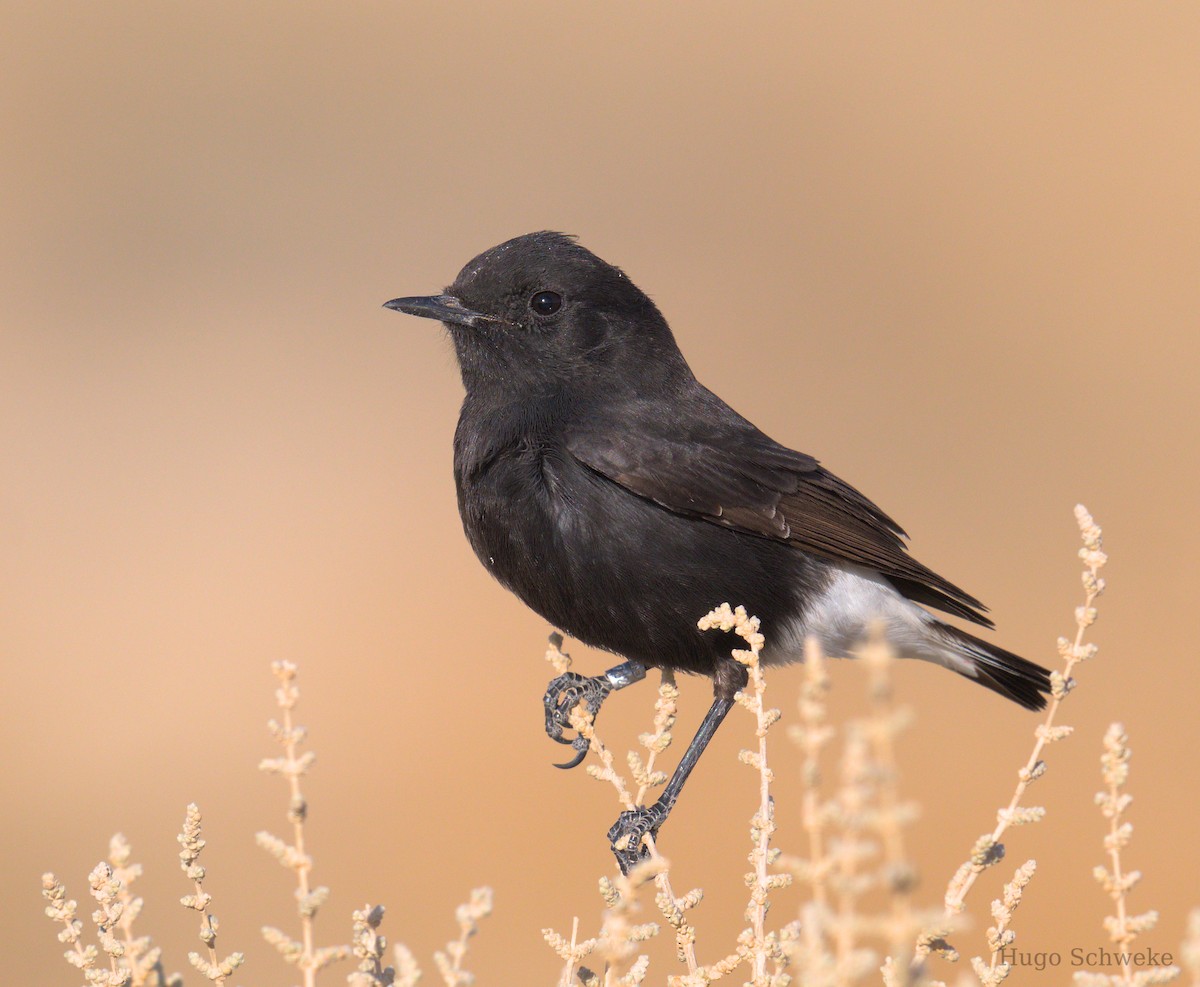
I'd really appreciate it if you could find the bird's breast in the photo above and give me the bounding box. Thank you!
[454,441,585,612]
[451,436,818,675]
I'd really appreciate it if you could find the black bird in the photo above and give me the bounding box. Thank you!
[384,231,1050,873]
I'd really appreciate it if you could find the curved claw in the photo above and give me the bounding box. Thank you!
[607,803,667,875]
[543,671,613,769]
[553,735,590,770]
[543,671,585,742]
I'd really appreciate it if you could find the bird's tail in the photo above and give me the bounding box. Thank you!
[936,624,1052,711]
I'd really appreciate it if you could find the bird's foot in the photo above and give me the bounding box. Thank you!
[543,671,614,769]
[607,801,669,875]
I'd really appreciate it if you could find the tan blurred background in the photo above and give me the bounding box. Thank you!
[4,3,1198,983]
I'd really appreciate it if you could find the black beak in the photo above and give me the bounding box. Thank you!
[382,294,496,329]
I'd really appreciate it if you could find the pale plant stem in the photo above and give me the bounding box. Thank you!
[879,785,909,941]
[688,604,787,983]
[634,752,659,807]
[921,508,1106,981]
[116,913,136,967]
[987,935,1003,977]
[944,576,1097,915]
[55,913,92,969]
[552,639,693,977]
[113,891,145,986]
[835,897,855,981]
[179,805,244,985]
[986,910,1004,978]
[986,877,1013,977]
[92,882,123,983]
[753,734,771,982]
[870,690,912,957]
[634,732,667,808]
[746,658,774,983]
[649,840,697,975]
[797,639,832,918]
[983,861,1035,979]
[281,699,316,987]
[632,683,699,974]
[831,731,869,985]
[834,832,857,983]
[585,720,700,979]
[192,877,222,974]
[802,787,828,911]
[560,916,580,987]
[643,839,693,967]
[699,605,789,985]
[1104,767,1134,983]
[633,675,675,813]
[446,921,471,981]
[583,721,699,977]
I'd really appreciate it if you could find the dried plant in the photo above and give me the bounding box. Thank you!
[696,603,798,986]
[108,834,169,987]
[347,904,392,987]
[777,633,943,987]
[918,504,1108,976]
[545,604,801,987]
[1072,724,1181,987]
[545,616,934,987]
[177,804,245,983]
[544,857,663,987]
[43,834,183,987]
[38,503,1200,987]
[971,859,1035,986]
[434,887,495,986]
[539,662,674,984]
[40,660,492,987]
[42,867,133,987]
[545,504,1197,987]
[784,638,839,983]
[254,660,493,987]
[257,658,350,981]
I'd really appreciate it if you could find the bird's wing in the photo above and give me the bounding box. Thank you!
[566,406,991,626]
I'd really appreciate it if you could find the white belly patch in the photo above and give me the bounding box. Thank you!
[762,564,975,677]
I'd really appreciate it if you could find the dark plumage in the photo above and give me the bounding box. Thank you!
[384,231,1050,871]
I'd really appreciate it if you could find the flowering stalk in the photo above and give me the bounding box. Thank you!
[934,506,1107,950]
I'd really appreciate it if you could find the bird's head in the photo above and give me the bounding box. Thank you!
[384,232,690,399]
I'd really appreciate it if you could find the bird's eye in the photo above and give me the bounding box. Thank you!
[529,290,563,316]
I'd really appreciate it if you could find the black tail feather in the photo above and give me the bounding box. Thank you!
[892,575,995,629]
[940,625,1052,711]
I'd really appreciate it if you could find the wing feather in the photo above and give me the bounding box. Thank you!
[567,410,991,627]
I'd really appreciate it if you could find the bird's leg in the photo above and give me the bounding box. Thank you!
[544,660,647,769]
[607,659,748,874]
